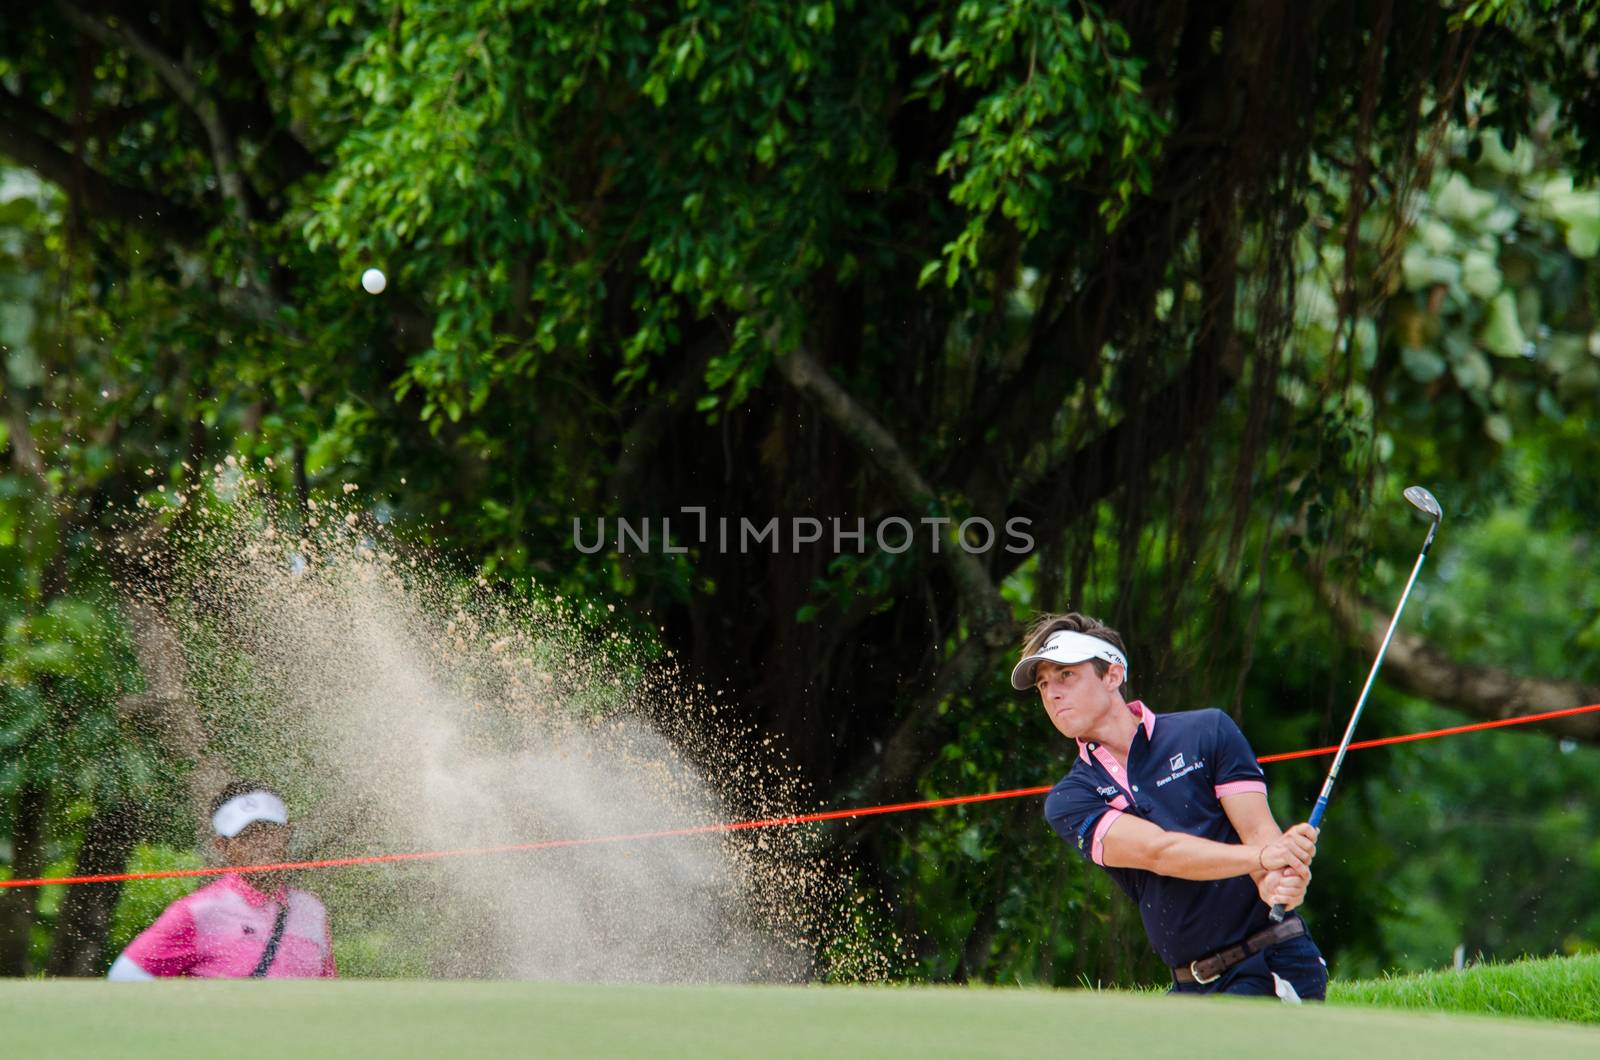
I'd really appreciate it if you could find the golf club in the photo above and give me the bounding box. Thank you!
[1269,485,1443,922]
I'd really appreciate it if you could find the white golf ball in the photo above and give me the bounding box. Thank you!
[361,267,387,295]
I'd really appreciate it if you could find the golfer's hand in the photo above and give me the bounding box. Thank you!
[1258,826,1317,873]
[1258,866,1311,911]
[1283,822,1319,858]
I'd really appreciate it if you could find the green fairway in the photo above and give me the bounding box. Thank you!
[5,980,1598,1059]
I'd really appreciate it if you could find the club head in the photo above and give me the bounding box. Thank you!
[1404,485,1442,522]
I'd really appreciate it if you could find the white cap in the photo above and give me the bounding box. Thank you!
[211,791,290,838]
[1010,630,1129,690]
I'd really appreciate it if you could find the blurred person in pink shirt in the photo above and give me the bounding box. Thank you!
[107,782,336,980]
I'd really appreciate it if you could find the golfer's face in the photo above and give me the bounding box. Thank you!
[221,821,292,868]
[1035,660,1109,738]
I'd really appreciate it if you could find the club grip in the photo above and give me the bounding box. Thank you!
[1276,797,1328,922]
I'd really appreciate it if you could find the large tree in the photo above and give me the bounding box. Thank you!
[3,0,1599,979]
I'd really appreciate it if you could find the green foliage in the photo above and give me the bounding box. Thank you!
[4,0,1600,989]
[297,0,902,423]
[911,0,1166,283]
[0,593,166,810]
[1390,127,1600,455]
[1330,482,1600,973]
[330,923,434,980]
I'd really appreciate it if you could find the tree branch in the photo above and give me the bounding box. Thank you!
[0,86,207,244]
[61,2,255,230]
[773,343,1013,636]
[774,344,1023,802]
[1322,580,1600,741]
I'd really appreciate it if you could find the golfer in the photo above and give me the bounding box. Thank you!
[1017,613,1327,1000]
[107,782,336,979]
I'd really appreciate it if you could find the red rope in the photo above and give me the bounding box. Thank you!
[4,702,1597,891]
[1255,701,1600,763]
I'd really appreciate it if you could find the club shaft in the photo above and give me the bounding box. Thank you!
[1312,522,1436,818]
[1271,516,1437,920]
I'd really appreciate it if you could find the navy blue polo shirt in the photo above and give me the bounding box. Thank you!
[1043,700,1273,967]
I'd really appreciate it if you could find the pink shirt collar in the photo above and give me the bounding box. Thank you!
[1075,699,1156,762]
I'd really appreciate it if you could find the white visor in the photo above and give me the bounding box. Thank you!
[1011,630,1129,690]
[211,791,290,838]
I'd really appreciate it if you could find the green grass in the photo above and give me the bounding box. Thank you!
[1330,952,1600,1023]
[4,974,1600,1060]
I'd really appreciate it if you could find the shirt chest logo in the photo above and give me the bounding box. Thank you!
[1155,754,1204,787]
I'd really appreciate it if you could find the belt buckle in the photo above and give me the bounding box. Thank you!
[1189,959,1222,986]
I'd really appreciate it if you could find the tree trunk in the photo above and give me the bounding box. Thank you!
[0,784,49,976]
[44,803,141,977]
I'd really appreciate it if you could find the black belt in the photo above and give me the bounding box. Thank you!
[1172,917,1305,985]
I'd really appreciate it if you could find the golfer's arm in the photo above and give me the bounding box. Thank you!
[1220,792,1283,880]
[1099,814,1261,880]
